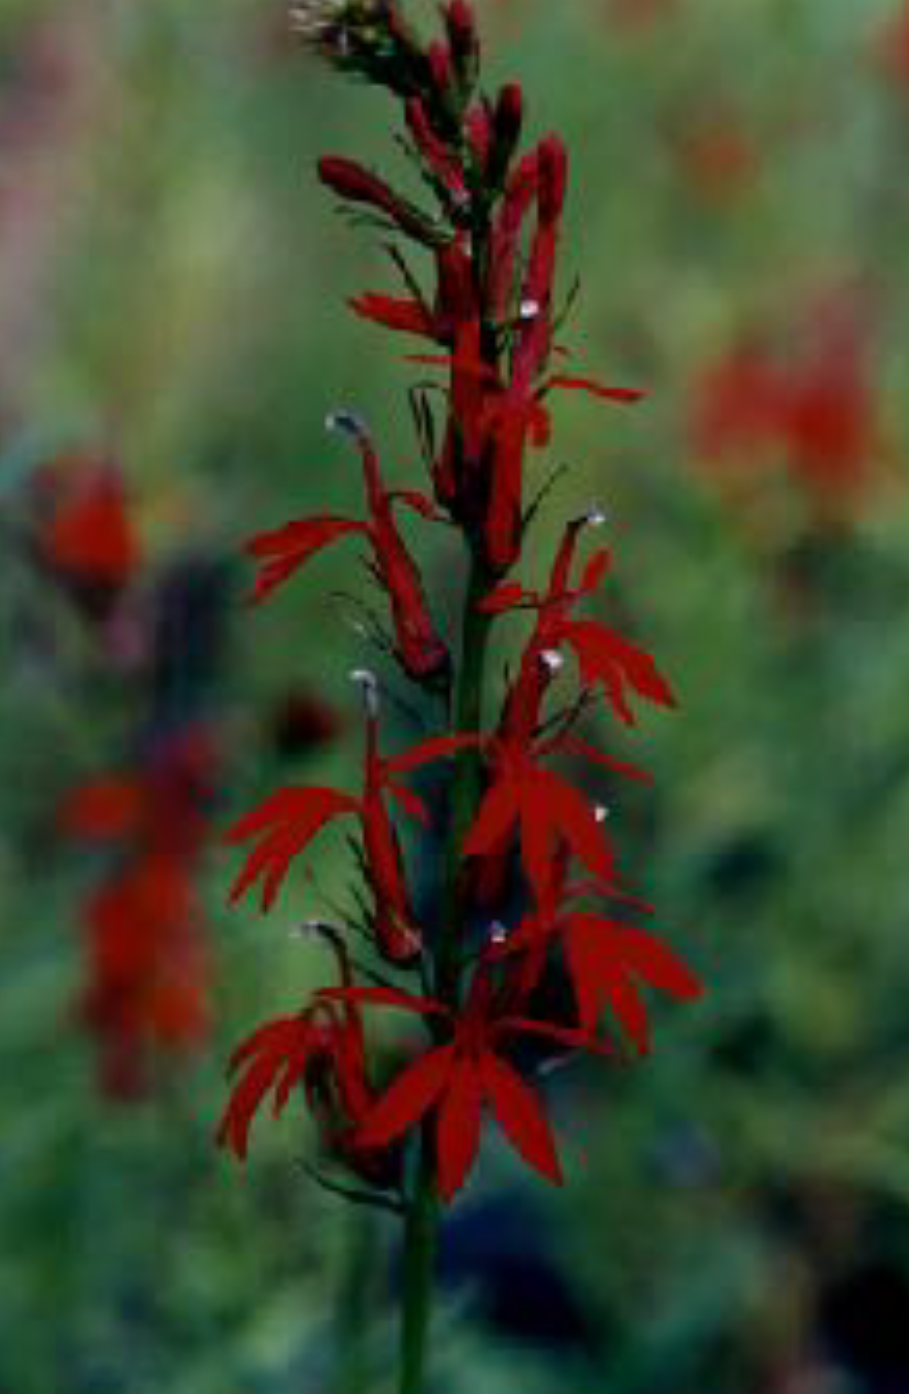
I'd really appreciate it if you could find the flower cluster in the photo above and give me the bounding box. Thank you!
[219,0,701,1205]
[692,288,884,527]
[61,726,216,1098]
[28,455,224,1099]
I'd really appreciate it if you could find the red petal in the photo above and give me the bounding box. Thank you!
[536,771,615,886]
[225,787,357,845]
[562,621,677,724]
[564,915,702,1044]
[386,732,481,778]
[547,374,646,403]
[226,1015,306,1075]
[480,1051,562,1186]
[607,923,704,999]
[349,294,435,337]
[518,782,558,908]
[563,925,605,1035]
[318,985,447,1018]
[548,734,652,784]
[436,1056,484,1202]
[494,1016,611,1055]
[357,1045,455,1148]
[217,1054,280,1159]
[225,788,358,910]
[604,975,651,1053]
[389,489,443,519]
[217,1015,317,1160]
[578,547,611,595]
[477,580,534,614]
[246,517,365,604]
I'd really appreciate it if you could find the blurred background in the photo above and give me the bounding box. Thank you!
[2,0,909,1390]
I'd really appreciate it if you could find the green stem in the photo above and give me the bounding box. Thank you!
[334,1207,376,1394]
[398,1131,440,1394]
[397,550,493,1394]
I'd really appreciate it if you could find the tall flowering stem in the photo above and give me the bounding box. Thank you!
[218,5,703,1391]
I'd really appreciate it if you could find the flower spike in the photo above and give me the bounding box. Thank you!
[219,1,701,1331]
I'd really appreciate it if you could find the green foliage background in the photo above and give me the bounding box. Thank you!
[2,1,908,1390]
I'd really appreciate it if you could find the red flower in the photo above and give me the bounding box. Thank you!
[321,972,605,1201]
[218,1012,336,1159]
[463,724,649,914]
[82,851,209,1098]
[350,293,436,338]
[484,513,676,729]
[499,888,702,1052]
[226,695,476,961]
[225,786,360,911]
[62,726,217,1098]
[31,455,140,616]
[692,291,884,522]
[247,413,450,685]
[218,929,389,1181]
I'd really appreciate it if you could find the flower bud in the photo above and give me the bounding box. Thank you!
[445,1,478,61]
[427,40,453,96]
[487,82,524,186]
[317,156,443,246]
[466,102,492,170]
[444,1,479,92]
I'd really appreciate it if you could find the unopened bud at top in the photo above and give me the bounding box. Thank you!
[444,1,478,64]
[487,82,524,188]
[289,1,382,61]
[289,1,345,44]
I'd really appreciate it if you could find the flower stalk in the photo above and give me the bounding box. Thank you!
[217,6,703,1392]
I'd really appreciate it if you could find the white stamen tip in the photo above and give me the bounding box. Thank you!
[587,507,607,528]
[541,649,565,673]
[350,667,380,715]
[326,409,368,440]
[489,921,509,945]
[520,299,541,320]
[293,919,324,939]
[594,805,610,824]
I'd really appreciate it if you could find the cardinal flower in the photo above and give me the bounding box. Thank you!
[225,672,476,961]
[321,969,605,1201]
[247,412,450,687]
[31,454,140,620]
[482,509,676,729]
[463,720,650,915]
[218,925,399,1186]
[61,726,217,1098]
[495,871,702,1053]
